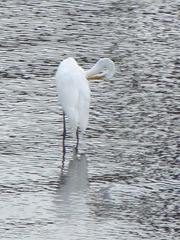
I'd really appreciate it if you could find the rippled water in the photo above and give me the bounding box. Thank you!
[0,0,179,239]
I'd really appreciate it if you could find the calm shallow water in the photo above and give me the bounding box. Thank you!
[0,0,179,239]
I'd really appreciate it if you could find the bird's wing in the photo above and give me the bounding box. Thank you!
[77,79,90,132]
[55,58,91,132]
[55,64,79,131]
[55,60,91,133]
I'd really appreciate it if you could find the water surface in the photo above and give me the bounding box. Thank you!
[0,0,179,239]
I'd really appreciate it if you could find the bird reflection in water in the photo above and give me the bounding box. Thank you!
[54,152,89,220]
[61,145,77,171]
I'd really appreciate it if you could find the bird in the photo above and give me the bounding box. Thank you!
[55,57,115,151]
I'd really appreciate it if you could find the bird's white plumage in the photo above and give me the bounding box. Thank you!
[55,57,115,136]
[55,57,90,134]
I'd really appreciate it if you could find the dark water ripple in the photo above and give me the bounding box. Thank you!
[0,0,179,239]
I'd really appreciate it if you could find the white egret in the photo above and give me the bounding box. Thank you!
[55,57,115,151]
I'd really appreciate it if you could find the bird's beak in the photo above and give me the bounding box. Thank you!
[87,75,104,81]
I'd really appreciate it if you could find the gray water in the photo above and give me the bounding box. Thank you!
[0,0,179,239]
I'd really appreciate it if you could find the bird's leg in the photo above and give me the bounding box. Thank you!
[62,111,66,157]
[75,127,79,153]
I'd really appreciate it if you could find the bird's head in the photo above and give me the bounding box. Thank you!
[86,58,115,81]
